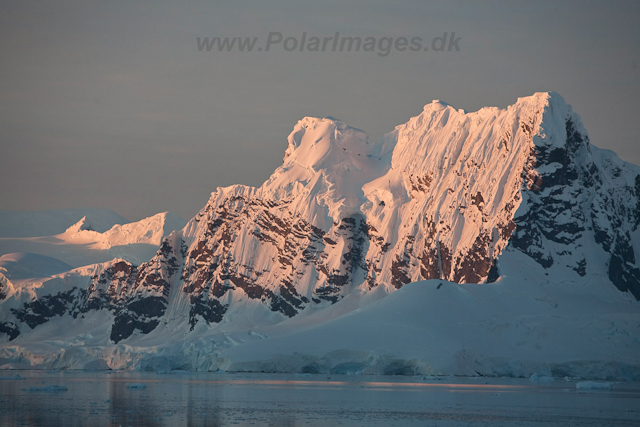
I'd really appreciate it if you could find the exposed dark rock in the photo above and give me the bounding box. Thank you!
[511,118,589,269]
[391,256,412,289]
[454,232,493,283]
[279,281,307,309]
[188,296,227,330]
[0,321,19,340]
[110,296,167,343]
[269,294,297,317]
[0,283,7,301]
[510,116,640,300]
[110,314,160,344]
[609,234,640,299]
[314,286,339,303]
[12,288,78,329]
[635,174,640,231]
[471,192,484,209]
[126,297,166,318]
[407,172,433,195]
[573,259,587,277]
[419,247,440,281]
[487,259,500,283]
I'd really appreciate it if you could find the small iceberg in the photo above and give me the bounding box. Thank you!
[126,383,147,389]
[23,385,68,392]
[529,373,555,383]
[0,375,24,380]
[576,381,613,390]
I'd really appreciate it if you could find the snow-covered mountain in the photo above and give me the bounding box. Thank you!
[0,208,128,238]
[1,92,638,377]
[0,212,187,272]
[58,211,187,251]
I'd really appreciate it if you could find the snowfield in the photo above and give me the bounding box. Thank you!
[0,253,72,280]
[1,255,638,379]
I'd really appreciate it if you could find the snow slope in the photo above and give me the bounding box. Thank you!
[0,92,638,378]
[0,253,72,280]
[220,251,640,379]
[1,255,637,379]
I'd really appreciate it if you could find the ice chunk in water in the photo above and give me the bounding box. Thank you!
[576,381,613,390]
[126,383,147,389]
[23,385,68,392]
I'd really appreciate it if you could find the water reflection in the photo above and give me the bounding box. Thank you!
[108,376,163,426]
[185,380,223,427]
[0,371,638,426]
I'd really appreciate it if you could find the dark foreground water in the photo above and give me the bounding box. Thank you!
[0,371,639,426]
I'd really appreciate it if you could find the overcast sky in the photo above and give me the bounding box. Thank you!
[1,0,639,221]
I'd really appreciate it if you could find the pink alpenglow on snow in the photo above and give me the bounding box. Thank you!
[0,92,639,380]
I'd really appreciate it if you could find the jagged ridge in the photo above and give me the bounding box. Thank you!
[1,92,639,345]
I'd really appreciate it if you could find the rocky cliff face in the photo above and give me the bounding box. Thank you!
[2,92,639,344]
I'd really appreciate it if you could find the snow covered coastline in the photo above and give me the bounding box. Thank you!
[2,270,638,380]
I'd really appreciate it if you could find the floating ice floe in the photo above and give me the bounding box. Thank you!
[0,375,24,380]
[126,383,147,389]
[23,385,68,392]
[576,381,613,390]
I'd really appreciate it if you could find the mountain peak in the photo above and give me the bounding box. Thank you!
[423,99,452,112]
[65,216,95,233]
[516,90,565,105]
[283,116,370,165]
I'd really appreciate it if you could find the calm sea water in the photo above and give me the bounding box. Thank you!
[0,371,639,426]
